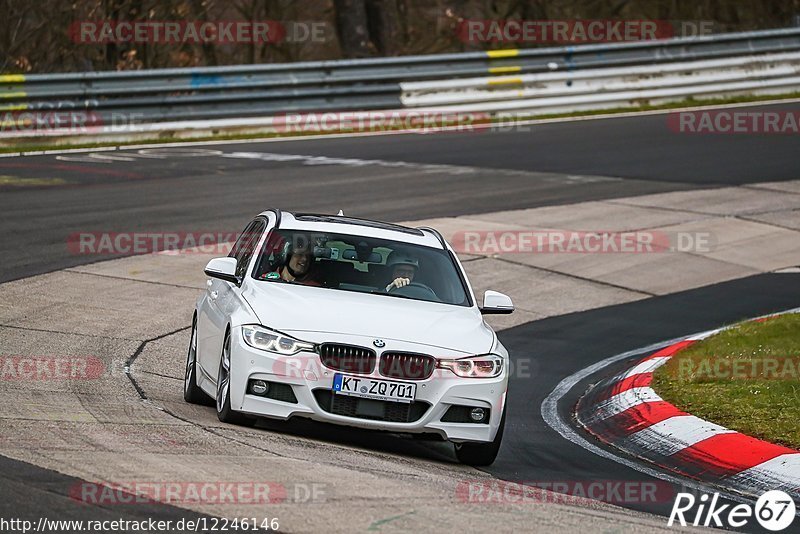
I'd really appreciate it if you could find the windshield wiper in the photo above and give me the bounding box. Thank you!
[370,290,416,301]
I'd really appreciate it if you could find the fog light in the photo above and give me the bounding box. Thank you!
[250,380,269,396]
[469,407,486,422]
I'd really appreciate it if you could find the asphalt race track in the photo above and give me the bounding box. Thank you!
[1,102,799,283]
[1,103,799,531]
[0,455,217,529]
[494,273,800,525]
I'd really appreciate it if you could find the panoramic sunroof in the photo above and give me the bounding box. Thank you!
[293,214,426,236]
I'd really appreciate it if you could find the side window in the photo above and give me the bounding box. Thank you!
[229,220,258,261]
[231,219,266,280]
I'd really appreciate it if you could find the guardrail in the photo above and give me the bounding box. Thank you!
[402,52,800,114]
[1,27,800,140]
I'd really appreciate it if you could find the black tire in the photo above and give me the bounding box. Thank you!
[454,409,505,466]
[184,316,213,405]
[215,329,256,426]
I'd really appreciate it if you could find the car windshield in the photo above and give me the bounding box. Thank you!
[251,229,470,306]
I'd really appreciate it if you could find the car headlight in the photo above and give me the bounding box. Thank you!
[241,325,314,355]
[437,354,503,378]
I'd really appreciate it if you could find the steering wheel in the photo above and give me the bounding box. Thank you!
[389,282,439,301]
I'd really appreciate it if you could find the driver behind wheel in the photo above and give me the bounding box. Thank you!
[385,250,419,291]
[280,244,321,286]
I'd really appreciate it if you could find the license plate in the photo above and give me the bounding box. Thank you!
[332,374,416,403]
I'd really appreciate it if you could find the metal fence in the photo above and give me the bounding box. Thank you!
[1,27,800,138]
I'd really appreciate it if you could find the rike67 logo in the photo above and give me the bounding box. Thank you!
[669,491,796,531]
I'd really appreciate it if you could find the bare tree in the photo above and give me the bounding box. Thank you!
[1,0,797,72]
[333,0,373,57]
[365,0,402,55]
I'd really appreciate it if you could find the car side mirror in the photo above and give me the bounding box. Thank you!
[204,257,240,285]
[480,290,514,314]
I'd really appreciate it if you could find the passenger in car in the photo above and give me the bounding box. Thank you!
[384,250,419,291]
[280,246,322,286]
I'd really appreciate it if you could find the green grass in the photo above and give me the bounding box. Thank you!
[652,313,800,450]
[2,91,800,154]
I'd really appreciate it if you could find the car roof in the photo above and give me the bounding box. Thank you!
[257,209,446,249]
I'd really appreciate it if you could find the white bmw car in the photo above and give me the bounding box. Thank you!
[184,209,514,465]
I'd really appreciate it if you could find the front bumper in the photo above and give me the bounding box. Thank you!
[227,327,507,443]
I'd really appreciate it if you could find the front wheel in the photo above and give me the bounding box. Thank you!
[184,317,213,405]
[215,330,255,426]
[454,409,505,466]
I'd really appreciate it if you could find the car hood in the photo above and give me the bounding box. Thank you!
[242,282,494,354]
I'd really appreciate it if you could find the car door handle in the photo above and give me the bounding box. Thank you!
[210,291,218,300]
